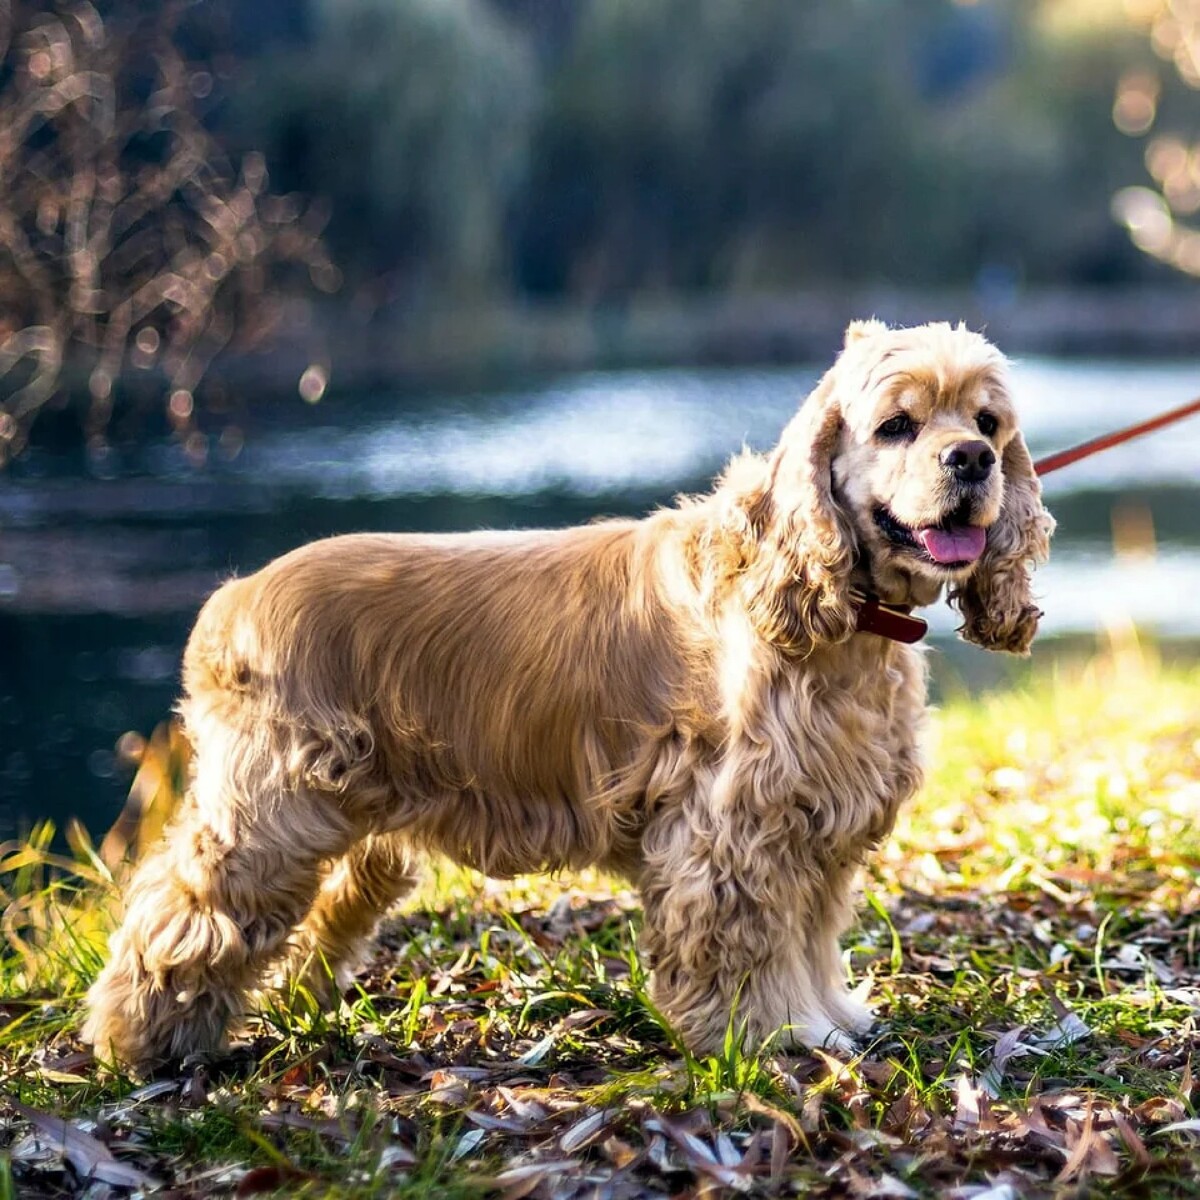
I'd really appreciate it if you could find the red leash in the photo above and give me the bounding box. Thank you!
[856,392,1200,644]
[1032,394,1200,476]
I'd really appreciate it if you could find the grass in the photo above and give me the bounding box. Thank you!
[1,640,1198,1198]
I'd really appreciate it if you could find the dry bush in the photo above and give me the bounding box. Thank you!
[0,0,335,466]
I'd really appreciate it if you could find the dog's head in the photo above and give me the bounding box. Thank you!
[738,320,1054,654]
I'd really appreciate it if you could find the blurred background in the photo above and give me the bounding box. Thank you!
[0,0,1198,837]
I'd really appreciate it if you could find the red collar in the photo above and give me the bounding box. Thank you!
[852,591,928,644]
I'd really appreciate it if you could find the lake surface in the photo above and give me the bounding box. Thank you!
[1,358,1198,836]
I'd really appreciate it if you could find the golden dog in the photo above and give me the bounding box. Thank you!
[84,320,1053,1068]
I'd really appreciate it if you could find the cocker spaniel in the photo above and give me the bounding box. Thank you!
[84,320,1054,1068]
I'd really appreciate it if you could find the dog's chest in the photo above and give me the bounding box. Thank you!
[763,640,927,843]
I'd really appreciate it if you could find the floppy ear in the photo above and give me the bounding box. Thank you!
[737,373,858,652]
[950,431,1054,654]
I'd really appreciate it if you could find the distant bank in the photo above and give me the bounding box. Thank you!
[211,285,1200,400]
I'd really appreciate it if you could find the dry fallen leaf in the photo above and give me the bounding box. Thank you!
[1156,1118,1200,1137]
[945,1182,1021,1200]
[33,1068,92,1085]
[9,1099,159,1190]
[558,1107,612,1153]
[428,1068,472,1106]
[497,1085,548,1124]
[954,1074,982,1129]
[450,1127,486,1161]
[557,1007,614,1032]
[645,1113,752,1192]
[979,1025,1031,1098]
[490,1159,581,1190]
[1057,1102,1121,1182]
[467,1110,529,1134]
[517,1033,556,1066]
[1113,1110,1152,1167]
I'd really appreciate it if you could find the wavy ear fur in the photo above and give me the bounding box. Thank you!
[736,374,857,652]
[951,431,1054,654]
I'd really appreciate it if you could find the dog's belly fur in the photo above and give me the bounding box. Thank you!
[419,646,924,869]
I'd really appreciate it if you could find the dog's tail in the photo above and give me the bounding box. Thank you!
[181,574,258,703]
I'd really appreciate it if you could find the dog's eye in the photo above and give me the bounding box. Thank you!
[976,411,999,437]
[876,414,915,440]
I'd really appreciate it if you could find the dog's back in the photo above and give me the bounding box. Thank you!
[180,523,705,874]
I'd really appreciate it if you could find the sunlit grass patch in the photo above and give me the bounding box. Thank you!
[1,645,1198,1196]
[897,644,1200,882]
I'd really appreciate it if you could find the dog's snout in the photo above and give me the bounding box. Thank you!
[940,439,996,484]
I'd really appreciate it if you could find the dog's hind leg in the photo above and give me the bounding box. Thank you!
[82,719,361,1071]
[276,831,420,999]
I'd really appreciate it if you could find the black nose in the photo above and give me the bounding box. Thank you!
[940,439,996,484]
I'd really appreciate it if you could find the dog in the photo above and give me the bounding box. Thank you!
[83,320,1053,1068]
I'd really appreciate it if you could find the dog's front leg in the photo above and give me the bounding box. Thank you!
[639,795,858,1057]
[801,852,876,1037]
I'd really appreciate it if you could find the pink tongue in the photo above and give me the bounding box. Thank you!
[916,525,986,564]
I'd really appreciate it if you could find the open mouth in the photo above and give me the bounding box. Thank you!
[873,504,987,569]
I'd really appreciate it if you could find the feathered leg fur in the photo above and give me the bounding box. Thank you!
[639,788,860,1056]
[83,714,361,1067]
[277,832,421,998]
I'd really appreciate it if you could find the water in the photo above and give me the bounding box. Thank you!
[2,358,1198,836]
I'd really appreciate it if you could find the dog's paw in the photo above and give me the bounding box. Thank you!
[819,1024,862,1058]
[831,993,876,1037]
[776,1012,860,1058]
